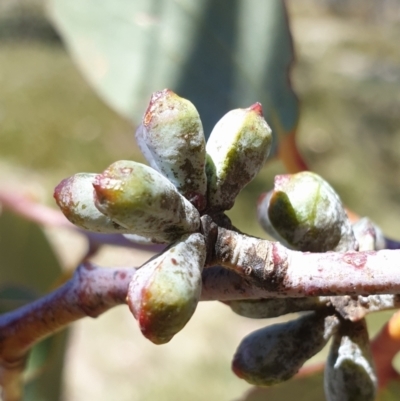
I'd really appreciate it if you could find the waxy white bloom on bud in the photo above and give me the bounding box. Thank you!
[54,173,128,233]
[206,103,272,212]
[260,172,357,252]
[352,217,386,251]
[136,89,207,211]
[325,319,377,401]
[232,312,339,386]
[127,233,206,344]
[93,160,200,243]
[122,234,155,245]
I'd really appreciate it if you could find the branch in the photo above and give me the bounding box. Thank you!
[4,228,400,367]
[3,224,400,399]
[208,226,400,297]
[0,263,132,401]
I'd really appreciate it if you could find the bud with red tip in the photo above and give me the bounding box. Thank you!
[54,173,128,233]
[127,233,206,344]
[136,89,207,211]
[93,160,200,243]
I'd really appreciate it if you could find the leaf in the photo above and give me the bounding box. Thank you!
[48,0,302,164]
[0,209,68,401]
[237,372,326,401]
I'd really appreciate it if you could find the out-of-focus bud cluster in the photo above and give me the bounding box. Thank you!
[54,89,272,344]
[229,170,378,400]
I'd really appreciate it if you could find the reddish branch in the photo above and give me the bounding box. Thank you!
[0,264,132,401]
[207,226,400,297]
[2,213,400,399]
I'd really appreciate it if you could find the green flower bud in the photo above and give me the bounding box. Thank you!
[263,172,357,252]
[54,173,127,233]
[257,190,292,247]
[226,297,328,319]
[127,233,206,344]
[136,89,207,211]
[325,319,377,401]
[206,103,272,212]
[93,160,200,243]
[232,312,339,386]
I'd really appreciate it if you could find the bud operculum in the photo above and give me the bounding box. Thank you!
[206,103,272,212]
[127,233,206,344]
[232,312,339,386]
[54,173,127,233]
[265,172,357,252]
[93,160,200,243]
[324,319,377,401]
[136,89,207,211]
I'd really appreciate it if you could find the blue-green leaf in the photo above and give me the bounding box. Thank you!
[48,0,299,159]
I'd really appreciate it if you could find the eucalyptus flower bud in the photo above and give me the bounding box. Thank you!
[257,190,291,247]
[206,103,272,212]
[93,160,200,243]
[325,319,377,401]
[232,312,339,386]
[352,217,386,251]
[127,233,206,344]
[54,173,127,233]
[260,172,357,252]
[136,89,207,211]
[226,297,328,319]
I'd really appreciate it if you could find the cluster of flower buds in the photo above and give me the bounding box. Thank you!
[228,171,378,400]
[54,89,272,344]
[54,90,381,400]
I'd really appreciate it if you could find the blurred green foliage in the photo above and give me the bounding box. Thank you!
[0,210,67,400]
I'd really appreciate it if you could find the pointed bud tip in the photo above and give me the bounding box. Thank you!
[249,102,263,116]
[144,89,175,126]
[150,88,173,102]
[92,173,119,205]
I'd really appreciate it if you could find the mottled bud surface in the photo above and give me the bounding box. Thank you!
[127,233,206,344]
[265,172,357,252]
[54,173,127,233]
[93,160,200,243]
[325,319,377,401]
[206,104,272,212]
[136,89,207,211]
[232,312,339,386]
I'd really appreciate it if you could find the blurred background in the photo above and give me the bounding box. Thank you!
[1,0,400,400]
